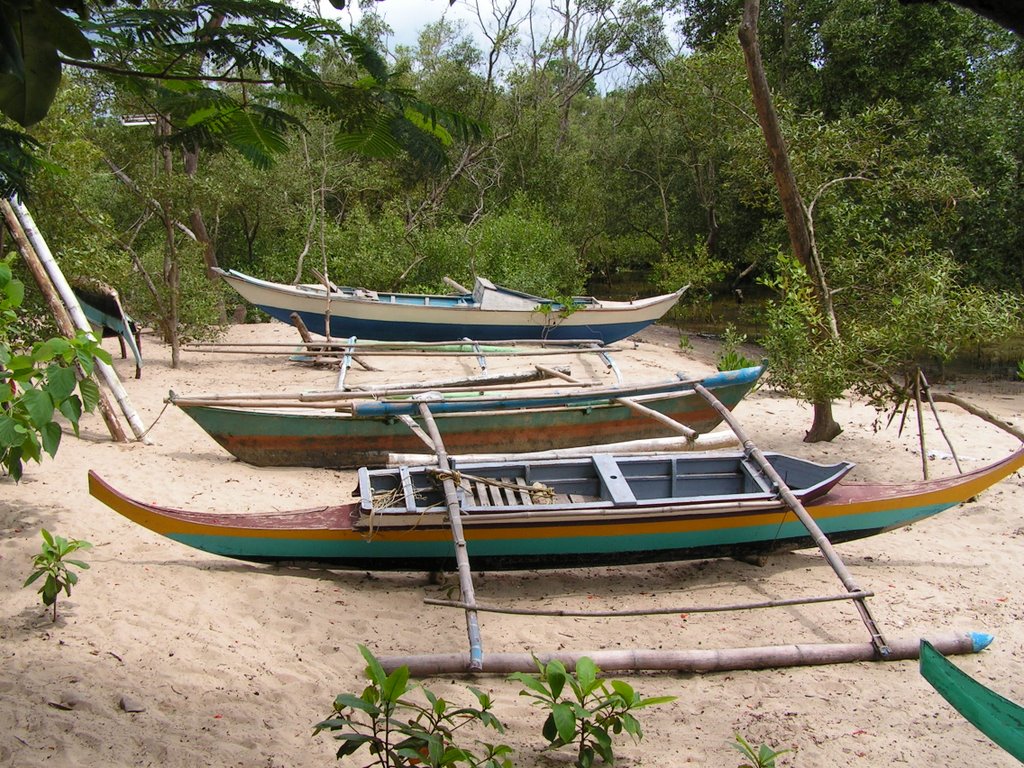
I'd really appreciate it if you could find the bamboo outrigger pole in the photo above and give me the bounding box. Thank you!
[9,200,150,443]
[382,632,991,676]
[416,400,484,671]
[694,382,890,656]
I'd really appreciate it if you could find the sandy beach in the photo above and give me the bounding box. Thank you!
[2,320,1023,767]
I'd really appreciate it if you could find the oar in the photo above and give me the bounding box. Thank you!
[694,383,890,656]
[415,401,484,671]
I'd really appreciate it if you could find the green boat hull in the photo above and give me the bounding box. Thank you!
[920,639,1024,761]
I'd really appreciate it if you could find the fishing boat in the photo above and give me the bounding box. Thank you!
[72,278,142,378]
[170,366,764,469]
[920,639,1024,760]
[88,445,1024,571]
[215,268,686,344]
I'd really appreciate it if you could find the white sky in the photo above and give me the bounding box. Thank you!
[320,0,485,53]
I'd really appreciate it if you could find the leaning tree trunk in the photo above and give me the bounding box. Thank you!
[738,0,840,442]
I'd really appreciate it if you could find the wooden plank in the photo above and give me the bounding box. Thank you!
[399,465,417,512]
[514,477,533,505]
[591,454,637,506]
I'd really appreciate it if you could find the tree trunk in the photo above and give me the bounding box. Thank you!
[805,401,842,442]
[738,0,840,442]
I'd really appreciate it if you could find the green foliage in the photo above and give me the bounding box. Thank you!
[652,238,728,306]
[23,528,92,622]
[731,733,791,768]
[758,253,852,404]
[0,256,110,481]
[717,325,757,372]
[315,645,512,768]
[509,656,675,768]
[1018,360,1024,382]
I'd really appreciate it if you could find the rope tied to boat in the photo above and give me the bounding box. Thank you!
[429,469,556,503]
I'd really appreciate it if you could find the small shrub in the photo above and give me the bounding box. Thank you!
[717,325,758,372]
[1016,359,1024,381]
[731,733,791,768]
[24,528,92,622]
[316,645,512,767]
[509,656,675,768]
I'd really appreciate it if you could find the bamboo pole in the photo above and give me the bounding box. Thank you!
[535,368,698,441]
[379,632,991,676]
[915,369,929,480]
[1,201,128,443]
[168,376,696,408]
[424,589,874,618]
[355,366,574,393]
[416,401,484,671]
[187,338,617,350]
[184,346,617,359]
[386,431,741,465]
[11,200,150,443]
[694,383,890,655]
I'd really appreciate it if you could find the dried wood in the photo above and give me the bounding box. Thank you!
[918,371,962,472]
[915,370,929,480]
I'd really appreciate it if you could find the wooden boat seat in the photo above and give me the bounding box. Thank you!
[741,459,775,494]
[591,454,638,506]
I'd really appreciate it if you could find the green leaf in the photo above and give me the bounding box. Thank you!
[35,1,94,60]
[39,420,61,458]
[592,726,614,761]
[78,378,99,412]
[0,8,62,127]
[224,109,289,169]
[332,693,378,716]
[58,395,82,433]
[45,365,77,401]
[551,701,577,744]
[358,644,389,687]
[510,673,551,699]
[381,665,410,703]
[609,679,636,703]
[545,660,567,700]
[20,387,54,427]
[0,412,23,448]
[575,656,598,696]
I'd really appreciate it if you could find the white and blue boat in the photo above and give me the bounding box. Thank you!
[215,268,686,344]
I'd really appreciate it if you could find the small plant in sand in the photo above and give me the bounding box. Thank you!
[316,645,512,767]
[717,325,758,372]
[509,656,675,768]
[24,528,92,622]
[731,733,791,768]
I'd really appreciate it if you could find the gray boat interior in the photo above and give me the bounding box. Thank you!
[359,452,854,514]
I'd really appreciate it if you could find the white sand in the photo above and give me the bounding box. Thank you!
[2,321,1023,767]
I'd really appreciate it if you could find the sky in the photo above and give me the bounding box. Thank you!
[320,0,485,52]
